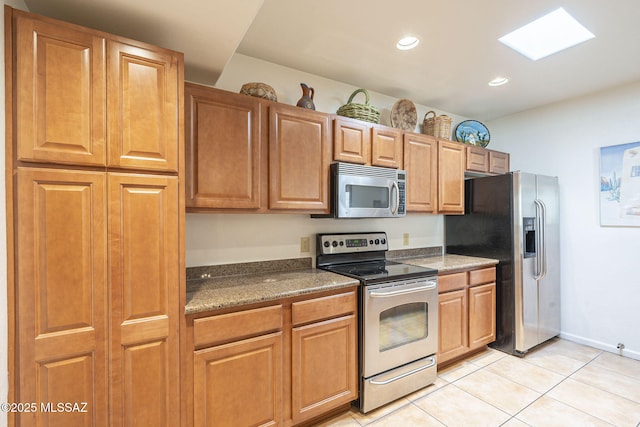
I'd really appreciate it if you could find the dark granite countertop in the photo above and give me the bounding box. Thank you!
[396,254,498,273]
[185,258,358,315]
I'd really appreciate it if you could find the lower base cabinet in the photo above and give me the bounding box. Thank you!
[438,267,496,365]
[194,333,283,427]
[186,287,358,426]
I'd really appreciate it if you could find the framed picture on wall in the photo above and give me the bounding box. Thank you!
[600,141,640,226]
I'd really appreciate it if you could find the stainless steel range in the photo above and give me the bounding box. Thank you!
[316,232,438,413]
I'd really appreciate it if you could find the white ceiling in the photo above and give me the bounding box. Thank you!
[23,0,640,120]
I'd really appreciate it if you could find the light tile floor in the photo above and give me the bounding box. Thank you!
[316,338,640,427]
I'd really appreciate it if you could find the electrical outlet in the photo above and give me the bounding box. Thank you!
[403,233,409,246]
[300,236,310,253]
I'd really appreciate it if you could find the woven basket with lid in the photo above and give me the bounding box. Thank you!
[336,89,380,123]
[423,111,452,139]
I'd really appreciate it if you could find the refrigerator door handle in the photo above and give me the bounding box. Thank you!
[534,199,547,280]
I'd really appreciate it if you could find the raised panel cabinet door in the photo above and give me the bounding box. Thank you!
[291,315,357,424]
[469,283,497,348]
[489,150,510,175]
[16,167,108,426]
[107,40,181,172]
[108,173,180,426]
[437,140,465,214]
[465,146,489,173]
[14,10,107,166]
[185,84,263,209]
[403,133,437,212]
[333,117,370,165]
[371,125,403,168]
[438,289,468,364]
[269,104,332,212]
[193,333,283,427]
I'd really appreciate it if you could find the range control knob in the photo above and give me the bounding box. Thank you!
[381,238,386,245]
[369,239,374,245]
[332,241,338,247]
[375,239,380,245]
[323,241,330,248]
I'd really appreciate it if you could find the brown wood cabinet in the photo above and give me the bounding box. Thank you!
[403,133,437,212]
[465,145,510,175]
[333,118,403,168]
[437,139,465,214]
[437,267,496,366]
[371,124,403,168]
[185,287,358,427]
[269,103,332,212]
[16,167,109,426]
[7,8,184,426]
[403,134,465,214]
[106,41,180,172]
[14,11,179,172]
[185,83,266,210]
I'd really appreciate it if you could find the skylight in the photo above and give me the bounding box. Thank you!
[498,8,595,61]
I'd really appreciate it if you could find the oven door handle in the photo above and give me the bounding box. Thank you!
[369,357,437,385]
[369,281,437,297]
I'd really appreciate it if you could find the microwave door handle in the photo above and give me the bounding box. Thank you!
[391,181,400,214]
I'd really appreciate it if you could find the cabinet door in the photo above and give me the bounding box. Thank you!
[465,146,489,173]
[107,41,181,172]
[16,168,108,426]
[333,117,370,165]
[269,104,331,212]
[438,289,468,364]
[469,283,496,348]
[15,11,106,166]
[108,173,180,426]
[194,333,283,427]
[403,133,437,212]
[371,125,403,168]
[489,150,510,175]
[185,84,264,209]
[291,315,357,424]
[437,140,465,214]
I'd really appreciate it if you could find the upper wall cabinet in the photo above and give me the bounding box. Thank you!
[403,133,465,214]
[14,12,180,172]
[333,117,403,168]
[269,103,332,213]
[185,83,266,210]
[465,145,510,176]
[106,41,180,172]
[15,14,107,166]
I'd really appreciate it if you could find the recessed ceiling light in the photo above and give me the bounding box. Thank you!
[396,36,420,50]
[489,77,509,87]
[499,7,595,61]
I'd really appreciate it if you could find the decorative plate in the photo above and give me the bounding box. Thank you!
[390,99,417,131]
[455,120,490,147]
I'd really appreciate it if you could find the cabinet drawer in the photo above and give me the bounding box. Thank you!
[438,272,467,293]
[194,305,283,348]
[292,291,356,326]
[469,267,496,286]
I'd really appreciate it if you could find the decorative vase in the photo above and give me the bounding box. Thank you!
[296,83,315,110]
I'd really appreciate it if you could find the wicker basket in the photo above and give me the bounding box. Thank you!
[336,89,380,123]
[423,111,452,139]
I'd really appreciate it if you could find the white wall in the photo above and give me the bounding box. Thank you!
[487,81,640,360]
[185,54,469,267]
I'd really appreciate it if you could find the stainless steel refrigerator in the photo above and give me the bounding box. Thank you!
[445,172,560,355]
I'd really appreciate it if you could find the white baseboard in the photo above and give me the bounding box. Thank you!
[560,332,640,361]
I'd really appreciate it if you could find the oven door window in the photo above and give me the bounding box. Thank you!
[346,185,389,209]
[379,302,428,352]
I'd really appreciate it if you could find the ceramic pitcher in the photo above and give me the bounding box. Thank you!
[296,83,315,110]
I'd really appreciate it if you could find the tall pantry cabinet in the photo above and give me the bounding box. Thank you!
[5,7,184,426]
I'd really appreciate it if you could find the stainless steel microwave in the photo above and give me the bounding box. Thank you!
[317,162,406,218]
